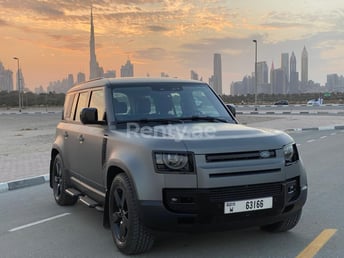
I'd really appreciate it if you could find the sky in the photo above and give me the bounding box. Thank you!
[1,0,344,93]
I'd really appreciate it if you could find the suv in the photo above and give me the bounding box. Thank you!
[50,78,307,255]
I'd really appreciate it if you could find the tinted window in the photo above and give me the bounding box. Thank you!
[111,83,234,123]
[63,93,75,120]
[75,91,89,122]
[89,89,105,121]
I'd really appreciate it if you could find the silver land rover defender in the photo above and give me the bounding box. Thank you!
[50,78,307,255]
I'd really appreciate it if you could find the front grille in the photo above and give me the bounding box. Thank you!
[208,182,283,202]
[206,150,276,162]
[163,180,291,214]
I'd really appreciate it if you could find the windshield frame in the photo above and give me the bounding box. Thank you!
[109,82,236,126]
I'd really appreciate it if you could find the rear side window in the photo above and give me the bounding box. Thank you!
[75,91,89,122]
[63,93,75,120]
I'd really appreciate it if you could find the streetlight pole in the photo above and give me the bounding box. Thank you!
[252,40,258,111]
[13,57,21,112]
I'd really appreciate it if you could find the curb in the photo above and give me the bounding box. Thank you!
[0,111,61,115]
[237,111,344,116]
[284,125,344,132]
[0,174,49,193]
[1,124,344,194]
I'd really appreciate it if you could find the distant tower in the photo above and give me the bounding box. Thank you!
[301,46,308,84]
[290,52,299,93]
[213,53,222,95]
[89,7,102,79]
[120,59,134,77]
[281,53,289,82]
[270,61,274,86]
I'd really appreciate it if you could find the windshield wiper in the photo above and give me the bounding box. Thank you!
[180,116,228,123]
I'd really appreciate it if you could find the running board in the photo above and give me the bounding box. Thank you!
[65,187,104,211]
[79,195,98,208]
[65,188,82,197]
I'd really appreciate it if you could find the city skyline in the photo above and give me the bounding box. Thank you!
[1,1,344,93]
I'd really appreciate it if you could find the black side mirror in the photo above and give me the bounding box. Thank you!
[80,108,98,124]
[226,104,236,117]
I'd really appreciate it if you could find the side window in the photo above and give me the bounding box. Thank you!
[89,89,105,121]
[63,93,75,121]
[70,93,79,121]
[75,91,89,122]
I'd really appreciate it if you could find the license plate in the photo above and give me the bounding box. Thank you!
[224,197,273,214]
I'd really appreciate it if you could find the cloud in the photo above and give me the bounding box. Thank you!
[0,18,8,26]
[135,47,169,60]
[261,22,306,29]
[146,25,170,32]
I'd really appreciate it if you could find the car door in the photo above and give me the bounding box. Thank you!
[75,89,107,191]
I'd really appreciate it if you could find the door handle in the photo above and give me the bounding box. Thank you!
[79,135,84,143]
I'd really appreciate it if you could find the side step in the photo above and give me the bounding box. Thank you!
[65,188,104,212]
[79,195,98,208]
[65,188,82,197]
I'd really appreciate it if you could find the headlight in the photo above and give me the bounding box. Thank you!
[154,152,195,173]
[283,143,299,165]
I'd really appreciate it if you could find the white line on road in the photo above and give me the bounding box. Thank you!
[8,213,71,232]
[307,139,316,143]
[320,136,327,139]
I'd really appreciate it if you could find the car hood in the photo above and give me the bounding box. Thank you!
[125,122,293,154]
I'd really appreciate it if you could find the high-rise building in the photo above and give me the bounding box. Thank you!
[270,61,274,89]
[0,62,13,92]
[271,68,285,94]
[77,72,86,84]
[213,53,222,95]
[289,52,299,93]
[257,61,270,94]
[301,46,308,84]
[89,7,103,79]
[281,53,289,83]
[257,61,268,85]
[190,70,199,80]
[120,59,134,77]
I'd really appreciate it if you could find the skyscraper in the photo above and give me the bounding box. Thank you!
[289,51,299,93]
[120,59,134,77]
[281,53,289,83]
[301,46,308,84]
[89,7,103,79]
[213,53,222,95]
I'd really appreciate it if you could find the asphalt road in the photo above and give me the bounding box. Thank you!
[0,130,343,258]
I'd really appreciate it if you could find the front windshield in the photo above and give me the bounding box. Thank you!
[111,83,235,124]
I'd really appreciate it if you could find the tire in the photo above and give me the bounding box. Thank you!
[109,173,154,255]
[261,209,302,233]
[52,154,77,206]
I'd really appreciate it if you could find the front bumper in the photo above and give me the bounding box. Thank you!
[138,177,307,231]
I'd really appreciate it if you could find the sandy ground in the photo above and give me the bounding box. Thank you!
[0,112,279,157]
[1,109,343,182]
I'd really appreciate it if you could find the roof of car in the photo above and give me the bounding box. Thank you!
[67,77,206,93]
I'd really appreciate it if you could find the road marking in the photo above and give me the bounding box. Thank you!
[330,132,336,136]
[320,136,327,139]
[296,228,337,258]
[307,139,316,143]
[8,213,71,232]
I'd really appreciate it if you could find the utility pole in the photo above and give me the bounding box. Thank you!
[253,40,258,111]
[13,57,21,112]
